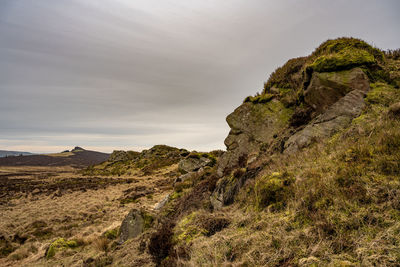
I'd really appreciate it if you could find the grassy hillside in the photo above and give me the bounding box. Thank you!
[178,82,400,266]
[148,38,400,266]
[0,147,109,167]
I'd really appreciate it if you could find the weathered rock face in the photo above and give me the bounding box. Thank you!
[304,68,369,113]
[178,156,211,173]
[212,67,370,209]
[216,100,293,177]
[119,209,145,244]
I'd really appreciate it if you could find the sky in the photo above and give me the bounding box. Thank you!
[0,0,399,153]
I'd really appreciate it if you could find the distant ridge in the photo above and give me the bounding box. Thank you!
[0,147,110,167]
[0,150,34,158]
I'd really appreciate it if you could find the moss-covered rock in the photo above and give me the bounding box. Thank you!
[310,37,384,63]
[178,152,216,174]
[217,100,293,178]
[119,209,154,244]
[45,238,78,259]
[304,68,369,113]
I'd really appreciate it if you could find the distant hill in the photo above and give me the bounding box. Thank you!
[0,150,34,158]
[0,147,110,167]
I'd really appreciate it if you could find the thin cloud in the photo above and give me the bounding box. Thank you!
[0,0,399,153]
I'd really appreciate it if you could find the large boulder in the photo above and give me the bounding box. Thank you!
[119,209,153,244]
[285,68,370,153]
[178,156,211,173]
[304,68,369,113]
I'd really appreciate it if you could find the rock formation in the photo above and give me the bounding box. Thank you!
[211,38,385,209]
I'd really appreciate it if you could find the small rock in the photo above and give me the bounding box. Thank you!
[154,194,170,211]
[388,102,400,118]
[32,189,40,195]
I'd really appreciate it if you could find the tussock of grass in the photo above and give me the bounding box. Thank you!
[264,57,307,92]
[307,47,376,73]
[310,37,384,63]
[45,238,79,259]
[174,211,230,244]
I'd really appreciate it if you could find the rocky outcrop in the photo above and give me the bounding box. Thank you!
[178,156,211,173]
[71,146,85,152]
[109,150,130,162]
[216,100,293,177]
[212,67,371,209]
[285,68,370,153]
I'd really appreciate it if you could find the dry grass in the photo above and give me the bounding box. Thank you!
[0,164,176,266]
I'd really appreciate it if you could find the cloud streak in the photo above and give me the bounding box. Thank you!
[0,0,399,152]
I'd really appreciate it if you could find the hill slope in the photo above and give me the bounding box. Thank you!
[143,38,400,266]
[0,150,34,158]
[0,147,109,167]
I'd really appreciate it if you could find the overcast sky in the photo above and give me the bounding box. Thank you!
[0,0,399,153]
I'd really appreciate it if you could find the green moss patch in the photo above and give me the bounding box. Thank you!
[174,212,230,244]
[312,37,384,61]
[308,47,376,73]
[104,228,119,240]
[366,82,400,107]
[244,93,274,104]
[46,238,79,259]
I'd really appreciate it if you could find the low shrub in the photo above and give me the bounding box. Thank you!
[254,172,295,211]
